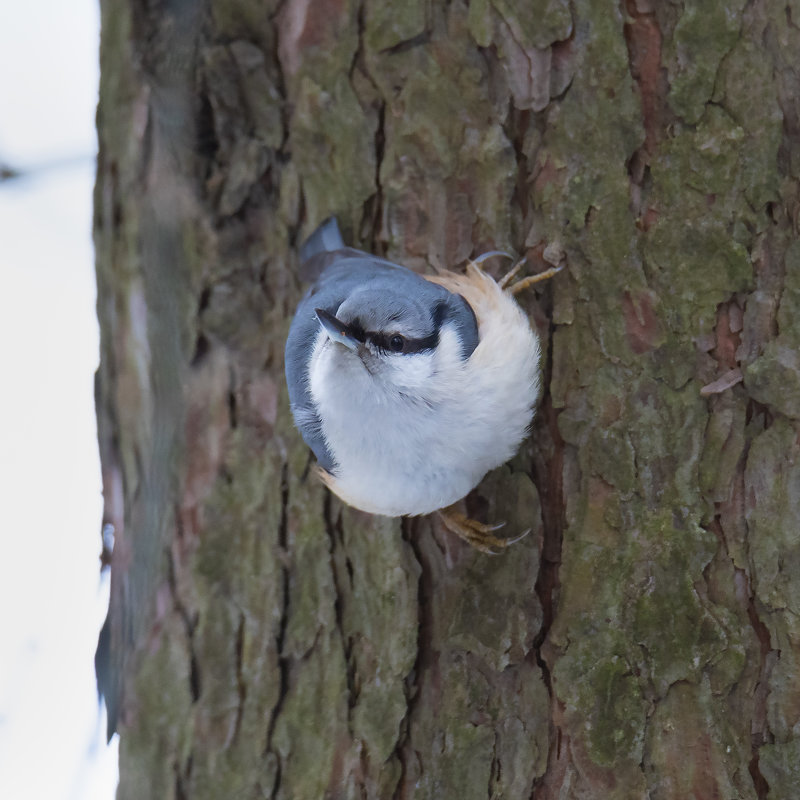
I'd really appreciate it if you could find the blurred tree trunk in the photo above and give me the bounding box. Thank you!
[94,0,800,797]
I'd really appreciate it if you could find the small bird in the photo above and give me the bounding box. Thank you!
[285,218,560,552]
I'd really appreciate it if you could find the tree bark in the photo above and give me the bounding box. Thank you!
[94,0,800,797]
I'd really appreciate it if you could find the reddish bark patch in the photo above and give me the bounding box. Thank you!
[689,732,725,800]
[713,301,742,371]
[623,2,668,157]
[622,289,663,354]
[278,0,347,77]
[326,732,360,796]
[298,0,344,50]
[637,205,660,231]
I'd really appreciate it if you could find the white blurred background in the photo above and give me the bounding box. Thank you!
[0,3,119,798]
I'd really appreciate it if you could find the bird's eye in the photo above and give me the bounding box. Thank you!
[389,334,405,352]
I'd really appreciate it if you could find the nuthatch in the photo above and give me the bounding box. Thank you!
[285,218,560,552]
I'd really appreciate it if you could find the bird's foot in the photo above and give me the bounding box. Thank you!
[436,504,530,555]
[500,261,565,294]
[468,251,564,294]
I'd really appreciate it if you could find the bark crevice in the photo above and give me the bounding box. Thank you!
[264,461,291,797]
[391,518,431,800]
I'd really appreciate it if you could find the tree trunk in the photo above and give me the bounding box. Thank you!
[94,0,800,797]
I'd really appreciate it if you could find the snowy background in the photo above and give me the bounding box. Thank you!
[0,3,119,797]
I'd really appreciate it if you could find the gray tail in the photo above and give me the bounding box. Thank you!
[300,217,345,263]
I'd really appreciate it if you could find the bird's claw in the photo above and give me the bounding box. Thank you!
[436,504,529,554]
[468,252,564,294]
[506,263,565,294]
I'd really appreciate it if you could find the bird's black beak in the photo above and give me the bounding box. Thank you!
[315,308,360,352]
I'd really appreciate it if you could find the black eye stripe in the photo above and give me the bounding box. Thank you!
[348,319,366,342]
[367,330,439,354]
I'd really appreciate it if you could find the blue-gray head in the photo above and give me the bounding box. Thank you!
[308,263,479,408]
[315,276,477,360]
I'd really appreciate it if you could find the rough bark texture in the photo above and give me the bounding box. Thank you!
[95,0,800,798]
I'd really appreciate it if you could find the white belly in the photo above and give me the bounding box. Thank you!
[310,345,538,517]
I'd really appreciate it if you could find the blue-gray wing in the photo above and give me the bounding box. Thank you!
[285,247,415,473]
